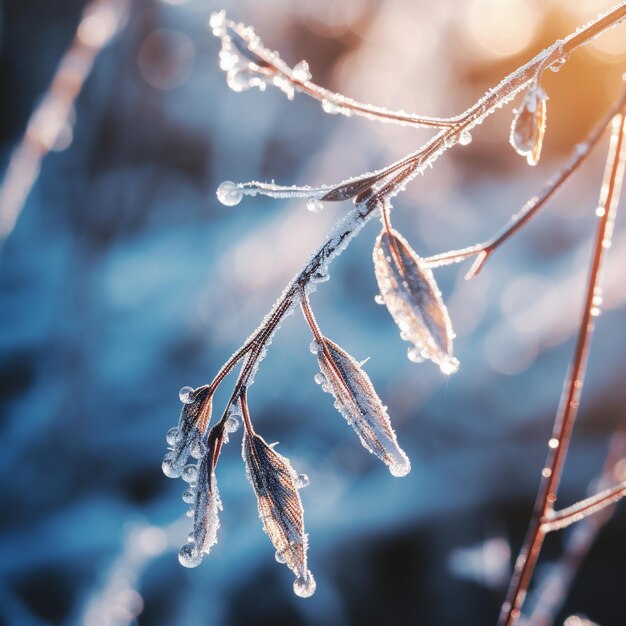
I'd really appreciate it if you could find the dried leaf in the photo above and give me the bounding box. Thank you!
[313,337,411,477]
[510,86,548,166]
[162,386,213,479]
[320,174,379,202]
[243,432,316,598]
[373,227,459,374]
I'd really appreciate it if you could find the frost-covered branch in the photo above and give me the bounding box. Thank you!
[161,2,626,606]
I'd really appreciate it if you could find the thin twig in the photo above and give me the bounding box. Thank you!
[422,87,626,277]
[498,110,626,626]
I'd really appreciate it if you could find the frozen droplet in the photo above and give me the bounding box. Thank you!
[226,415,240,433]
[182,488,196,504]
[310,340,321,355]
[590,306,601,317]
[179,386,195,404]
[306,197,324,213]
[186,507,194,518]
[439,356,460,375]
[390,458,411,477]
[216,180,243,206]
[190,439,207,460]
[314,373,325,385]
[407,346,425,363]
[293,572,316,598]
[548,438,559,449]
[374,294,384,305]
[400,331,409,342]
[178,543,202,568]
[295,473,309,489]
[292,60,311,82]
[182,464,198,484]
[162,455,182,479]
[459,131,472,145]
[275,550,286,564]
[322,99,340,114]
[166,427,180,447]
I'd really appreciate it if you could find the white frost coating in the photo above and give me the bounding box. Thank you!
[314,336,411,477]
[374,228,459,374]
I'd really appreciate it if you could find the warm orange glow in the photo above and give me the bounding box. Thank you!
[467,0,540,58]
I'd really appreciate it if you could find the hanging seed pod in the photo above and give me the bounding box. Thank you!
[373,227,459,374]
[510,85,548,166]
[243,431,316,598]
[312,336,410,477]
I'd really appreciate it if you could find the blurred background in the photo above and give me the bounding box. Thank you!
[1,0,626,625]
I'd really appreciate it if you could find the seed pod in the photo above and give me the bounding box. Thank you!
[510,86,548,166]
[373,227,458,374]
[243,431,316,598]
[313,337,410,477]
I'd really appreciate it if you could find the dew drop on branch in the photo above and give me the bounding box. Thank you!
[217,180,244,206]
[306,197,324,213]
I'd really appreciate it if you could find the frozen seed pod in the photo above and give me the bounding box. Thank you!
[510,86,548,166]
[373,227,458,374]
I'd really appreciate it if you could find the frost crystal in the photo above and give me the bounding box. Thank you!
[242,431,315,596]
[314,336,411,477]
[373,228,458,374]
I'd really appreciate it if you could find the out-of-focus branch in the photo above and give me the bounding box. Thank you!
[0,0,129,251]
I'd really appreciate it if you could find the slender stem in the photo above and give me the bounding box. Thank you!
[525,431,626,626]
[498,111,626,626]
[300,293,324,344]
[240,387,254,435]
[422,88,626,276]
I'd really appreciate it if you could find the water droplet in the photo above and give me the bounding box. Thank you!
[293,572,316,598]
[216,180,243,206]
[407,346,425,363]
[390,458,411,478]
[459,131,472,145]
[374,294,384,305]
[182,488,196,504]
[190,439,207,460]
[275,550,286,564]
[310,340,321,355]
[306,197,324,213]
[182,464,198,484]
[548,438,559,449]
[166,427,180,447]
[439,356,460,375]
[542,467,552,478]
[400,331,409,342]
[162,455,182,479]
[314,373,325,385]
[295,473,309,489]
[226,415,240,433]
[179,543,202,568]
[590,306,601,317]
[292,60,311,82]
[179,386,196,404]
